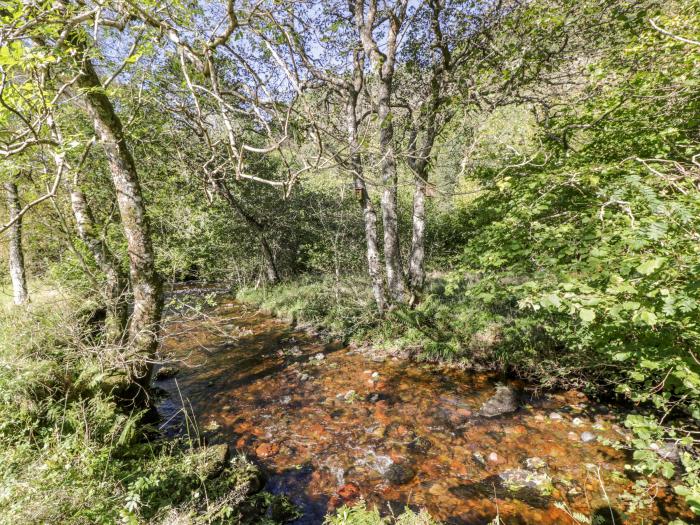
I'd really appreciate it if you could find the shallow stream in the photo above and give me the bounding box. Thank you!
[156,289,692,524]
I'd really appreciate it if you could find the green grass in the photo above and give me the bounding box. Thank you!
[237,274,510,368]
[237,275,380,339]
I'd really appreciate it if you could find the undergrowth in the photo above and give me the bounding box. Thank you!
[0,288,296,525]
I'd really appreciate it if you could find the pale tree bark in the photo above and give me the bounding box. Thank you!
[68,181,129,340]
[407,0,451,305]
[407,102,438,303]
[76,57,162,392]
[3,181,29,305]
[346,83,386,314]
[275,10,387,313]
[354,0,409,305]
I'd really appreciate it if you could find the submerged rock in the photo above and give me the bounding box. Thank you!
[498,468,553,495]
[385,463,416,485]
[524,457,547,470]
[256,442,280,458]
[479,385,518,418]
[408,436,433,454]
[580,431,596,443]
[155,365,179,380]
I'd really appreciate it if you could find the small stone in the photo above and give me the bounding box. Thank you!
[408,436,433,454]
[524,457,547,470]
[336,482,361,503]
[371,355,386,363]
[369,394,379,403]
[649,442,680,462]
[255,442,280,458]
[371,372,380,379]
[473,452,486,466]
[488,452,499,462]
[567,431,579,441]
[314,353,325,360]
[499,468,553,495]
[572,417,584,427]
[343,390,356,401]
[549,412,563,421]
[154,365,179,380]
[280,395,292,405]
[479,385,519,418]
[580,432,596,443]
[384,463,415,485]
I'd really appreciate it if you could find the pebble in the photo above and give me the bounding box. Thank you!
[567,432,579,441]
[343,390,356,401]
[314,353,325,360]
[372,372,380,379]
[581,432,596,443]
[572,417,583,427]
[549,412,563,421]
[280,395,292,405]
[488,452,499,462]
[524,457,547,470]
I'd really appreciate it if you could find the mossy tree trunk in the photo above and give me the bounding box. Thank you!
[76,56,162,395]
[3,181,29,306]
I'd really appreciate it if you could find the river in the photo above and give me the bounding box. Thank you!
[155,288,691,524]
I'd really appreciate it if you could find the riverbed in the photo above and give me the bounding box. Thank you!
[155,290,691,524]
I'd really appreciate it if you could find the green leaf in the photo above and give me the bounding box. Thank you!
[579,308,596,323]
[637,257,665,275]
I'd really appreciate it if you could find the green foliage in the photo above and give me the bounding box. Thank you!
[0,292,295,524]
[238,274,378,338]
[324,502,439,525]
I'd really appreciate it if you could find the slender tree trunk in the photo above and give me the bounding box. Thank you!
[408,169,427,302]
[355,0,409,305]
[68,183,128,340]
[3,182,29,305]
[77,57,162,393]
[259,234,280,284]
[346,93,386,313]
[407,121,437,304]
[376,79,405,304]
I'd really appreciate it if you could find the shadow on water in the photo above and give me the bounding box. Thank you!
[156,290,695,525]
[591,506,624,525]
